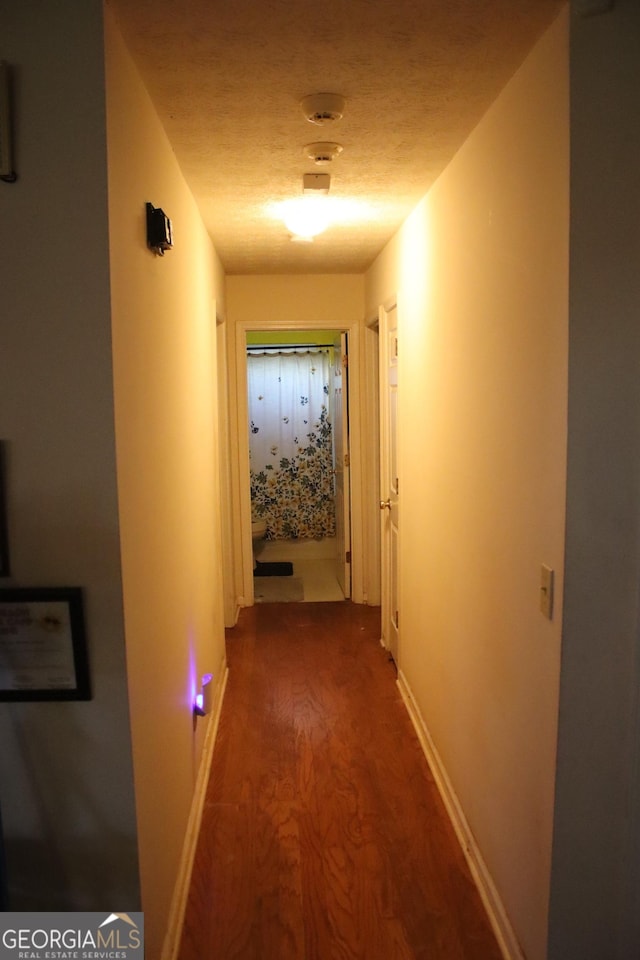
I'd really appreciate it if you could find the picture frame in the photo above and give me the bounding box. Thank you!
[0,443,8,577]
[0,587,91,701]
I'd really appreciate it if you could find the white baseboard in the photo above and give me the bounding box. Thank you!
[396,669,525,960]
[161,661,229,960]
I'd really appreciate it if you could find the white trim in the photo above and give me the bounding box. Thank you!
[231,602,242,627]
[396,669,525,960]
[161,663,229,960]
[215,310,238,629]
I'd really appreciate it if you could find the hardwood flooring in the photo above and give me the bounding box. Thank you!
[178,602,503,960]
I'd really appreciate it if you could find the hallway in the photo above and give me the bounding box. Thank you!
[178,602,502,960]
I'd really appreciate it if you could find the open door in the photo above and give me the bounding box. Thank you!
[379,305,399,661]
[333,333,351,598]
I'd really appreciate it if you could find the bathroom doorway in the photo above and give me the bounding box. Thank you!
[231,314,371,611]
[245,329,350,603]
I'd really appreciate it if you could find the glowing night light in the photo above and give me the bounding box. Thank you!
[194,672,214,717]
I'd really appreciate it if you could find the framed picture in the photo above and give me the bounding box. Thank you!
[0,587,91,701]
[0,443,8,577]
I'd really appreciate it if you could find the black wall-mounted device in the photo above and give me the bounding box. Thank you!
[146,202,173,255]
[0,61,16,183]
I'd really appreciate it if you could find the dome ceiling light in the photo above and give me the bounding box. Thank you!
[282,196,331,241]
[275,173,333,242]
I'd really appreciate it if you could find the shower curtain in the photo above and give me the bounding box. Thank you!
[247,348,336,540]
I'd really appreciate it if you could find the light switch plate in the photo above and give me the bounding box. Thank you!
[540,565,554,620]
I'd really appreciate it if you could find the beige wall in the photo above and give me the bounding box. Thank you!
[105,8,226,958]
[0,0,139,910]
[366,12,569,959]
[227,275,363,324]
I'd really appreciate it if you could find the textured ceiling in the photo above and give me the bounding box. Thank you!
[107,0,563,275]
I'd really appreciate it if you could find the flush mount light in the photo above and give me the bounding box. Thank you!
[280,195,332,240]
[267,194,376,242]
[304,141,343,166]
[301,93,345,126]
[272,173,333,240]
[268,171,376,242]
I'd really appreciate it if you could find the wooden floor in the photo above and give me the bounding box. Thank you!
[178,602,503,960]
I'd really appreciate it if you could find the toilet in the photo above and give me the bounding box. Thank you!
[251,519,267,569]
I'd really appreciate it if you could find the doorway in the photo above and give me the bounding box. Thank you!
[242,328,350,603]
[231,315,372,612]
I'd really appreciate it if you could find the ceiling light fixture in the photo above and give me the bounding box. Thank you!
[301,93,345,126]
[273,174,333,241]
[267,194,376,242]
[281,196,331,240]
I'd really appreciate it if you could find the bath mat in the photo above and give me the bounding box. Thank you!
[254,576,304,603]
[254,560,294,577]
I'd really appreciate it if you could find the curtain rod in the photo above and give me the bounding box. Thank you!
[247,343,333,352]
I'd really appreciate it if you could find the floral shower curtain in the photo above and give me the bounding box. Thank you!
[248,348,336,540]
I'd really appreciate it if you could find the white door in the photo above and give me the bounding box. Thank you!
[333,333,351,598]
[379,306,399,661]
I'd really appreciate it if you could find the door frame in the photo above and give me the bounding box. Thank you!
[231,317,366,608]
[378,299,399,661]
[333,332,351,598]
